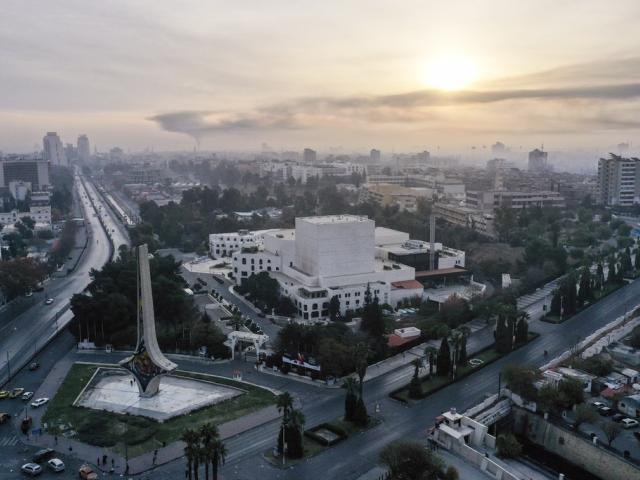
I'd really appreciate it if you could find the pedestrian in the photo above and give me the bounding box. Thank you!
[97,457,100,466]
[102,454,107,465]
[54,435,58,445]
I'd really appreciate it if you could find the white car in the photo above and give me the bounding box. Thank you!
[30,398,49,408]
[44,298,54,305]
[22,391,34,401]
[621,418,639,429]
[47,458,65,472]
[21,463,42,476]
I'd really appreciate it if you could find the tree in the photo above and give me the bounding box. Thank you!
[360,285,385,338]
[621,247,633,274]
[635,248,640,271]
[199,423,219,480]
[557,378,584,409]
[436,337,451,377]
[496,434,522,458]
[607,256,618,285]
[502,365,538,401]
[537,384,558,413]
[328,295,341,321]
[408,358,423,399]
[573,404,598,430]
[343,377,358,422]
[578,267,593,306]
[494,314,512,354]
[494,206,517,243]
[182,428,201,480]
[210,438,227,480]
[276,392,294,455]
[352,342,370,426]
[515,313,529,344]
[0,257,46,301]
[550,289,562,316]
[595,263,604,291]
[601,420,623,447]
[443,466,460,480]
[379,440,444,480]
[424,346,437,379]
[438,295,472,328]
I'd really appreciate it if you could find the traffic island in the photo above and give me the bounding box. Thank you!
[263,417,382,468]
[390,332,539,404]
[42,362,277,457]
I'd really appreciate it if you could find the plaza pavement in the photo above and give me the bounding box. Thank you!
[18,351,282,476]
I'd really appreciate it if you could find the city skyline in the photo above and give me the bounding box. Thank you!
[3,1,640,155]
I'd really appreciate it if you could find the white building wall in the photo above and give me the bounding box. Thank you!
[294,216,375,278]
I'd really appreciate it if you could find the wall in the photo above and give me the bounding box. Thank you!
[294,217,374,278]
[513,408,640,480]
[451,443,519,480]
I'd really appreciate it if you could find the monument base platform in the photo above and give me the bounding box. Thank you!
[75,368,242,422]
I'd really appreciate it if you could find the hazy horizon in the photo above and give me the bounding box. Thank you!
[3,1,640,154]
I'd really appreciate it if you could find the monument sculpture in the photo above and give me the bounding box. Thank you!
[120,244,177,397]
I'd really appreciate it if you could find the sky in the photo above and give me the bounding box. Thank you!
[3,0,640,155]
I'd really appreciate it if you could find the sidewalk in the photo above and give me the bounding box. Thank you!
[19,352,282,476]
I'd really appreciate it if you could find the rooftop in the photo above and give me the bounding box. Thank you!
[299,215,370,225]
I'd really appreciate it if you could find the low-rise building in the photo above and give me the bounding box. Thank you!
[466,189,565,211]
[617,394,640,418]
[360,183,433,211]
[433,202,496,237]
[214,216,468,320]
[208,229,278,259]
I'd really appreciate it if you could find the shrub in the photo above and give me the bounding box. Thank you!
[496,433,522,458]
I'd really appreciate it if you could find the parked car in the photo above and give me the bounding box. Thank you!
[0,390,9,399]
[612,413,626,422]
[32,448,55,463]
[591,401,606,409]
[78,464,98,480]
[9,388,24,398]
[21,463,42,476]
[28,362,40,371]
[622,418,639,429]
[598,406,614,416]
[22,392,34,401]
[30,398,49,408]
[46,458,65,472]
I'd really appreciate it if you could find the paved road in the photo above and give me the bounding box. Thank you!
[0,173,125,387]
[81,175,130,254]
[138,278,640,480]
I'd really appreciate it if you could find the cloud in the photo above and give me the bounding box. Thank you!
[149,58,640,139]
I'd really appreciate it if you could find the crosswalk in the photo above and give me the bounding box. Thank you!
[0,435,20,446]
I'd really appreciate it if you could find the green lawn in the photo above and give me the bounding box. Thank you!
[43,363,276,456]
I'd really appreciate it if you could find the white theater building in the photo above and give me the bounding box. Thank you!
[221,215,434,320]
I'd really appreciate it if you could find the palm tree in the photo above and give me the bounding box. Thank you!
[343,377,359,421]
[231,312,243,331]
[424,346,437,378]
[181,428,200,480]
[277,392,294,455]
[211,438,227,480]
[286,409,306,458]
[277,391,294,420]
[199,423,219,480]
[457,325,471,365]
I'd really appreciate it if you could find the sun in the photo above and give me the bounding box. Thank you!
[423,55,477,91]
